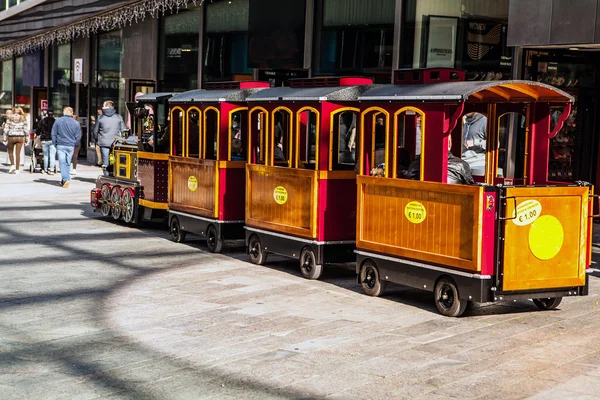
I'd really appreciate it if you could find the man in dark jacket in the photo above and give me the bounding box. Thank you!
[403,135,475,185]
[36,110,56,174]
[51,106,82,188]
[93,100,125,168]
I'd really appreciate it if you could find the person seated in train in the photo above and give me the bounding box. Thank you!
[448,135,476,185]
[231,138,245,161]
[461,112,487,176]
[397,136,475,184]
[231,116,241,140]
[148,124,170,153]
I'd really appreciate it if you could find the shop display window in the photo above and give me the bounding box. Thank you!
[529,56,595,182]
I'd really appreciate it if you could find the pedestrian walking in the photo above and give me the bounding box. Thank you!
[51,106,81,188]
[71,114,83,175]
[36,109,56,175]
[93,101,125,170]
[5,107,28,174]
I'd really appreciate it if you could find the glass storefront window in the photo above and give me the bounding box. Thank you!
[316,0,394,82]
[400,0,511,80]
[49,43,73,117]
[15,56,31,127]
[94,30,125,117]
[158,4,201,92]
[204,0,251,82]
[0,59,12,115]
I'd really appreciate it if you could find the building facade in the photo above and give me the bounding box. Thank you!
[508,0,600,189]
[0,0,511,162]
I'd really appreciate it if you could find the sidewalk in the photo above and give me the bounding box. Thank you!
[1,146,600,400]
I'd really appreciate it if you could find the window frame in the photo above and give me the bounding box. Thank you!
[185,106,202,158]
[270,106,294,167]
[203,106,220,160]
[248,106,269,165]
[329,107,360,171]
[170,106,186,157]
[295,107,321,169]
[393,107,425,181]
[228,107,248,161]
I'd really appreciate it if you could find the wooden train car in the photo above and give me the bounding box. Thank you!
[90,93,173,224]
[244,77,373,279]
[167,81,270,252]
[355,68,592,316]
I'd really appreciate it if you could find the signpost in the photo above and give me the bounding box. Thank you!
[74,58,83,83]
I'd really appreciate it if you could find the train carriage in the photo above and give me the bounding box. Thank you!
[244,77,373,279]
[355,68,592,316]
[90,93,173,224]
[167,81,270,252]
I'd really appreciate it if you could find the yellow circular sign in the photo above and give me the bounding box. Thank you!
[405,201,427,224]
[528,215,564,261]
[273,186,288,205]
[188,176,198,192]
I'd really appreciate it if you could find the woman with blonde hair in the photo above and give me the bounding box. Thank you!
[6,107,28,174]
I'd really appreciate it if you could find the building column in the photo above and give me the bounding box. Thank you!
[197,2,206,88]
[391,0,403,80]
[304,0,315,75]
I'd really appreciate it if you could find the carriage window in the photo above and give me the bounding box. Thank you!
[204,108,219,160]
[370,112,388,177]
[170,109,184,157]
[187,109,201,158]
[272,109,292,166]
[249,110,266,165]
[298,110,318,170]
[461,112,488,178]
[154,104,169,154]
[332,111,357,171]
[498,113,526,179]
[394,111,423,180]
[230,110,247,161]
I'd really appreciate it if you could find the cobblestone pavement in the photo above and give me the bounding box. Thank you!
[2,149,600,399]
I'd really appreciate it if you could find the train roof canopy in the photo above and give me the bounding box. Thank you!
[358,80,574,103]
[246,85,372,102]
[136,93,175,101]
[169,88,265,103]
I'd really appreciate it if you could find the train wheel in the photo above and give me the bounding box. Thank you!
[122,189,136,224]
[206,225,223,253]
[110,186,123,220]
[360,261,386,297]
[100,183,112,217]
[299,247,322,280]
[170,217,186,243]
[533,297,562,310]
[434,278,467,317]
[248,235,267,265]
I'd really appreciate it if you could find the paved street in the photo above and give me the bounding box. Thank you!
[2,149,600,400]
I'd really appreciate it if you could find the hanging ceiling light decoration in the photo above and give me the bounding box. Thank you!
[0,0,202,60]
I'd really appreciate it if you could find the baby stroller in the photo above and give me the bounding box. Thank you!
[29,133,43,173]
